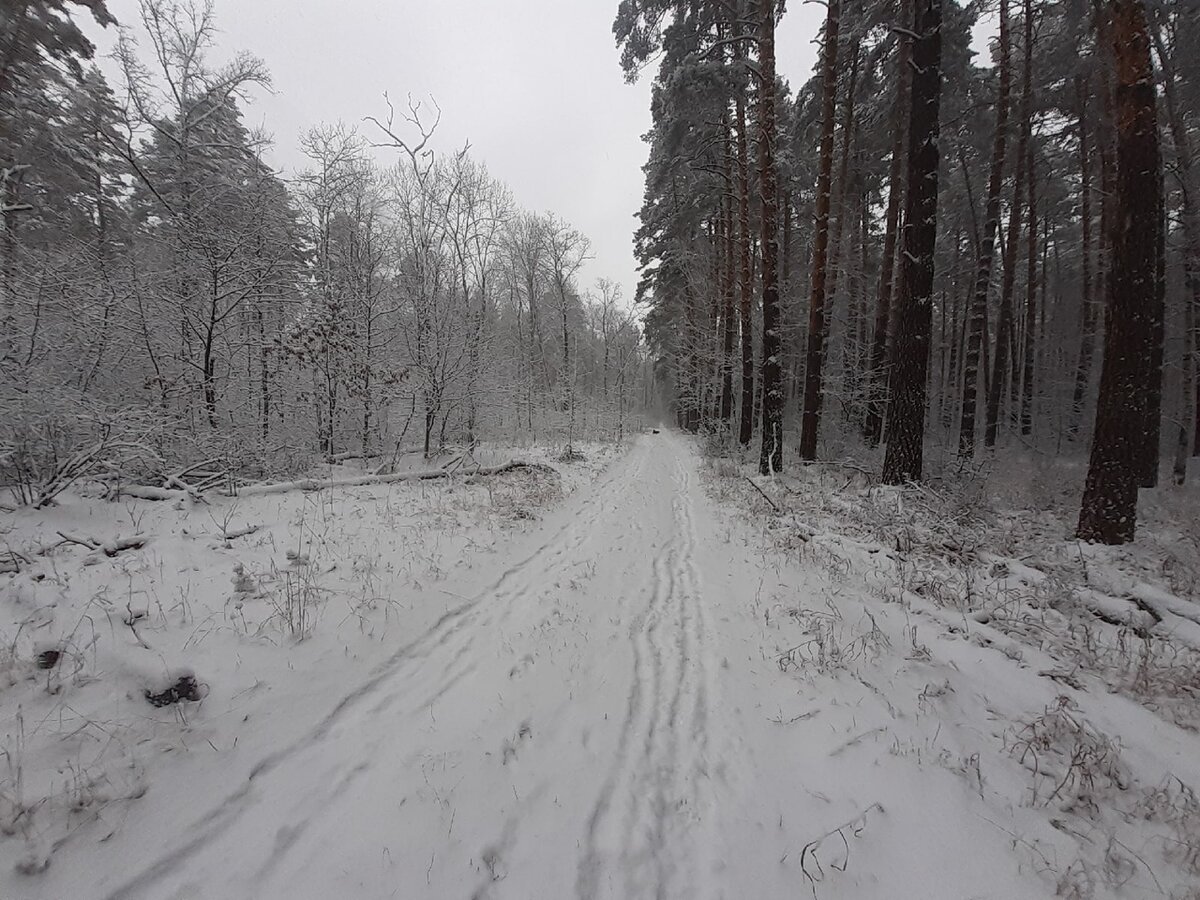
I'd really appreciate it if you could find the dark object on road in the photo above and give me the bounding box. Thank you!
[36,648,62,670]
[146,674,204,707]
[651,428,661,434]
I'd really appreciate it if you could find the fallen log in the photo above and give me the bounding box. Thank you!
[229,460,557,497]
[118,484,193,502]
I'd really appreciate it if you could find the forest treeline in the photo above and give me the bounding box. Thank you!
[616,0,1197,543]
[1,0,647,499]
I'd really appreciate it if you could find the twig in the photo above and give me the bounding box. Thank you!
[745,476,781,512]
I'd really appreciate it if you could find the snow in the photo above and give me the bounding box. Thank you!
[2,434,1199,898]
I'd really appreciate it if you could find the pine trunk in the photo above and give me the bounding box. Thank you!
[1069,74,1096,439]
[1019,126,1039,437]
[757,0,783,474]
[1077,0,1163,544]
[958,0,1011,458]
[736,40,756,447]
[1149,9,1198,471]
[798,0,841,461]
[721,120,737,424]
[865,0,911,446]
[882,0,944,485]
[985,0,1034,448]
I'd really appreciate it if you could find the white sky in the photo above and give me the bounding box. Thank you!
[84,1,826,306]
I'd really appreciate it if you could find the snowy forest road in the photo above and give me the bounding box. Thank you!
[105,432,745,900]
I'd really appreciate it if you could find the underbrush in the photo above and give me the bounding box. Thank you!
[700,438,1200,898]
[0,438,613,878]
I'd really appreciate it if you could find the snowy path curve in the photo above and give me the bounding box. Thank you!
[104,433,730,900]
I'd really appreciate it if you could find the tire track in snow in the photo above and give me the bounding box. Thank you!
[576,438,713,900]
[102,444,650,900]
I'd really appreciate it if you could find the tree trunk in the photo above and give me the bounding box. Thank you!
[757,0,782,474]
[1077,0,1163,544]
[1069,74,1096,440]
[882,0,944,485]
[865,0,911,446]
[986,0,1034,448]
[798,0,841,461]
[1149,8,1198,469]
[736,37,756,447]
[720,122,737,425]
[958,0,1012,458]
[1019,119,1039,437]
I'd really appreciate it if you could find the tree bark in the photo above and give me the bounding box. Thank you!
[798,0,841,461]
[720,114,737,424]
[757,0,783,474]
[958,0,1011,458]
[865,0,911,446]
[1069,74,1097,440]
[1149,7,1198,470]
[1077,0,1164,544]
[736,36,756,447]
[882,0,944,485]
[1019,116,1039,437]
[985,0,1034,448]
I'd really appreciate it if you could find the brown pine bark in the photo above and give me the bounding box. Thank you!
[720,117,737,425]
[865,0,911,446]
[1077,0,1164,544]
[958,0,1012,458]
[986,0,1034,448]
[882,0,944,484]
[1019,121,1039,436]
[757,0,783,474]
[736,38,756,447]
[824,41,860,320]
[798,0,841,461]
[1069,74,1096,439]
[1149,8,1198,475]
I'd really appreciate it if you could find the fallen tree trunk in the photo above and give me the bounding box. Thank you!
[118,485,194,502]
[229,460,557,497]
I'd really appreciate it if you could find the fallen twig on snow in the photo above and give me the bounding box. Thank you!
[53,532,149,557]
[745,476,781,513]
[793,802,885,887]
[219,524,260,541]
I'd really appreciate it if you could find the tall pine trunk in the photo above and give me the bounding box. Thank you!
[720,111,737,424]
[1077,0,1163,544]
[958,0,1012,458]
[865,0,911,446]
[798,0,841,461]
[1149,9,1198,473]
[882,0,944,484]
[1069,74,1096,439]
[736,38,756,447]
[1020,115,1039,437]
[986,0,1034,448]
[757,0,783,474]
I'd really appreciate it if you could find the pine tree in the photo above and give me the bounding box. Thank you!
[881,0,944,484]
[1077,0,1164,544]
[798,0,841,461]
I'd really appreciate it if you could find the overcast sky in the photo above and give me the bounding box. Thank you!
[85,1,826,306]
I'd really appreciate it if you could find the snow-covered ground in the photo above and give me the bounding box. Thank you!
[1,433,1198,899]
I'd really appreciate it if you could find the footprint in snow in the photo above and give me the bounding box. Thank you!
[508,653,534,679]
[501,720,532,765]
